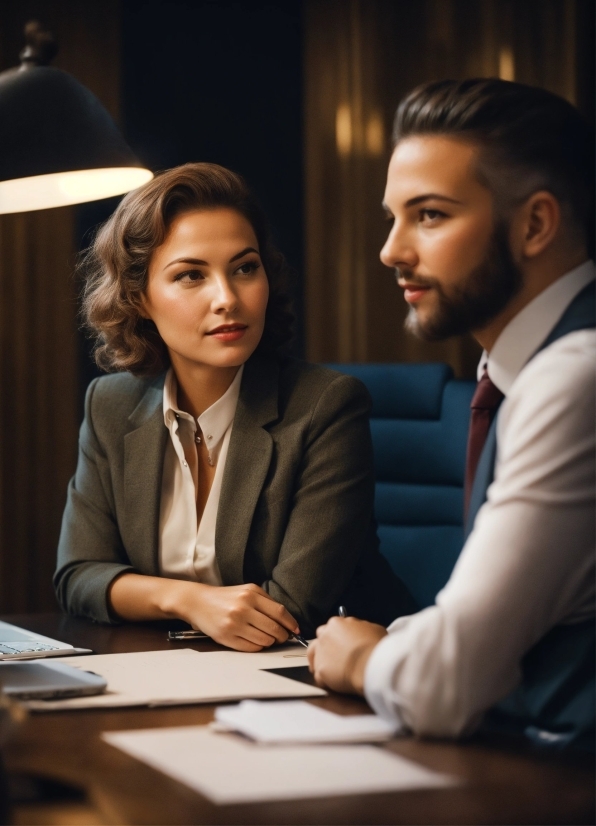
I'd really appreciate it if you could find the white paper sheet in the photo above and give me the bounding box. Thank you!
[103,725,459,804]
[25,647,324,711]
[214,699,399,743]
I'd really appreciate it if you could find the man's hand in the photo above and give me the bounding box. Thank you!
[307,617,388,694]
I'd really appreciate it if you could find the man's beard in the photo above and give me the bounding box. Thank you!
[404,222,523,341]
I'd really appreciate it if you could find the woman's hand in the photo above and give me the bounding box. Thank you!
[108,573,300,652]
[179,582,300,652]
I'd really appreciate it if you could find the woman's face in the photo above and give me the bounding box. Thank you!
[142,208,269,374]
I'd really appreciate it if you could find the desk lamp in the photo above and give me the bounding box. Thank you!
[0,21,153,214]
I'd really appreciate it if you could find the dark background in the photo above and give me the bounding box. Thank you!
[77,0,305,392]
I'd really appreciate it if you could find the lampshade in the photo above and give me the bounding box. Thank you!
[0,22,153,214]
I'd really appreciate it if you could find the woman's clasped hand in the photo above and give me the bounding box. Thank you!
[183,583,300,651]
[110,575,299,652]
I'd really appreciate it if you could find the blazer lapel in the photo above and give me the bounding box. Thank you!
[215,356,280,584]
[123,376,168,575]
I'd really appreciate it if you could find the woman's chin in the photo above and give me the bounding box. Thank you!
[173,347,258,373]
[209,345,259,368]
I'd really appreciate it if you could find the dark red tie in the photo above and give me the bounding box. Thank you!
[464,370,504,516]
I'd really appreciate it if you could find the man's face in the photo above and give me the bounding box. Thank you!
[380,135,522,340]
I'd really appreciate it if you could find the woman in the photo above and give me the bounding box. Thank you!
[55,163,414,651]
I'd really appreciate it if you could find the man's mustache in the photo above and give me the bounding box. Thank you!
[395,269,440,290]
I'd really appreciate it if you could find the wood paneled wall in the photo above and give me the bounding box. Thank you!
[304,0,590,374]
[0,0,121,612]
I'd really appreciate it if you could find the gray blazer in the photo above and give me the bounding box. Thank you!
[55,355,414,635]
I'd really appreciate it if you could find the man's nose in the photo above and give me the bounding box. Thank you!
[380,221,417,271]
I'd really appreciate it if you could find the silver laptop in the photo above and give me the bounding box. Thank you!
[0,621,92,660]
[0,660,106,699]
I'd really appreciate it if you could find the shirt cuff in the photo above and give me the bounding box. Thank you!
[363,628,408,731]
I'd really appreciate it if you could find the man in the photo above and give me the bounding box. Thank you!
[307,79,595,748]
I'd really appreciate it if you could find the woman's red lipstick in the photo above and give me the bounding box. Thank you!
[207,323,248,341]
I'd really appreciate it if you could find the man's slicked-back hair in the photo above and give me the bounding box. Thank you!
[393,79,595,256]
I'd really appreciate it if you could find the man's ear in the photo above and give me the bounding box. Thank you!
[517,190,561,259]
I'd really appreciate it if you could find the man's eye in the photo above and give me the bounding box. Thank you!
[235,260,260,275]
[420,209,445,223]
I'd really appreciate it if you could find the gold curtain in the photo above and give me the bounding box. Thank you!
[0,0,121,612]
[304,0,587,374]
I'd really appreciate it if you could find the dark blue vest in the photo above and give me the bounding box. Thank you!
[465,280,596,749]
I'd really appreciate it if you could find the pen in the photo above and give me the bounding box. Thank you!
[169,629,310,646]
[338,605,347,617]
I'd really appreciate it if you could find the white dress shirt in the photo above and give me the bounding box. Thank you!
[158,366,244,586]
[365,260,596,737]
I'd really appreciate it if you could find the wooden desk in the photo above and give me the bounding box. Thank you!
[2,613,594,825]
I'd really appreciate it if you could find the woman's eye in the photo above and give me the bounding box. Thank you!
[174,269,203,283]
[235,260,260,275]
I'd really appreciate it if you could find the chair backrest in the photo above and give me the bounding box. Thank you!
[326,363,475,609]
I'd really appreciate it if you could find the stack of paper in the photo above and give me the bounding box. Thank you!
[214,699,399,743]
[25,648,325,711]
[103,725,459,804]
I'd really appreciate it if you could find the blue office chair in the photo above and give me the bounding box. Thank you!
[326,364,475,610]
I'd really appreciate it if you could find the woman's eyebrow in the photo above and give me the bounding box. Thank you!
[165,257,207,268]
[164,247,260,269]
[229,246,259,263]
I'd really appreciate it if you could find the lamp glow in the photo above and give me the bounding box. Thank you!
[0,168,154,214]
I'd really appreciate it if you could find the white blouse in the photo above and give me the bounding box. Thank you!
[158,366,244,585]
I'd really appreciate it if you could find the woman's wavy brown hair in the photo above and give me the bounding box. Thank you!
[81,162,295,375]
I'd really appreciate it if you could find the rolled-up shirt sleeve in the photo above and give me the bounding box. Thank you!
[364,330,595,737]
